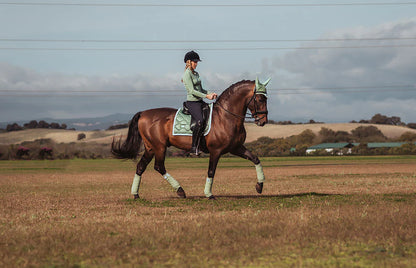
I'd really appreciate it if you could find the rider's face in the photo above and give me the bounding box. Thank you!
[191,61,198,70]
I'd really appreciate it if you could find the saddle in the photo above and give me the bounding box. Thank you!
[181,102,210,131]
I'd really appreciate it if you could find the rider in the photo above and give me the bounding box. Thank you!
[182,50,217,155]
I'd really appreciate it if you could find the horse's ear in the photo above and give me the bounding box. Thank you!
[255,77,260,91]
[263,78,271,87]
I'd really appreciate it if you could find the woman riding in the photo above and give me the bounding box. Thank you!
[182,50,217,155]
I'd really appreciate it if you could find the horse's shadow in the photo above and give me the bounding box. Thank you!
[184,192,339,200]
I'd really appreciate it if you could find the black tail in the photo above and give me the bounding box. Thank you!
[111,112,142,159]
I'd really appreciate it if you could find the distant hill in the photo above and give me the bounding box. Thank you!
[1,123,415,145]
[0,113,132,131]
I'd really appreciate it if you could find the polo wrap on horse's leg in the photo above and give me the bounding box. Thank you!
[163,173,181,191]
[204,177,214,197]
[131,174,141,195]
[255,163,265,183]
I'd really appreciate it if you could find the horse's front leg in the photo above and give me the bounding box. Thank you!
[230,145,265,194]
[205,150,221,199]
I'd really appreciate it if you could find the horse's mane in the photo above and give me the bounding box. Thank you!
[216,80,254,102]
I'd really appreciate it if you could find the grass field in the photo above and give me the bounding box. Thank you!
[1,156,416,267]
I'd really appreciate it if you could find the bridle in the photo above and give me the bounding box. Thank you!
[215,86,268,123]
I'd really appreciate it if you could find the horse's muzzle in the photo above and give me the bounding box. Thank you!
[254,111,268,126]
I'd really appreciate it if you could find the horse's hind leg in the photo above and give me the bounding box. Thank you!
[131,150,154,199]
[153,149,186,198]
[230,145,265,194]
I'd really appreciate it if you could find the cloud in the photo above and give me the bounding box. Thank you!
[0,62,245,122]
[2,18,416,124]
[268,18,416,122]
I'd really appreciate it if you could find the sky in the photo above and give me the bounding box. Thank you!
[1,0,416,124]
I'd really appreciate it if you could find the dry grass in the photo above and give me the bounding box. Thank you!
[1,123,415,145]
[1,157,416,267]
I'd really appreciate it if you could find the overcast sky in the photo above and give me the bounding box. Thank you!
[1,1,416,123]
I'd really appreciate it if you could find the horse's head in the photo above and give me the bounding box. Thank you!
[247,78,271,126]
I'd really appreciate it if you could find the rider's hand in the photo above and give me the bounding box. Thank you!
[206,93,217,100]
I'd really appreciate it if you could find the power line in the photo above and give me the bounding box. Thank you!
[1,86,414,96]
[1,85,414,93]
[1,44,416,51]
[1,37,416,43]
[1,2,416,7]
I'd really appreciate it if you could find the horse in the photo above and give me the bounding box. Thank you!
[111,78,270,199]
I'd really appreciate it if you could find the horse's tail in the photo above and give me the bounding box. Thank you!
[111,112,142,159]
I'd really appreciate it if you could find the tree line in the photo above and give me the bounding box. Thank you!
[269,113,416,129]
[245,125,416,157]
[4,120,69,132]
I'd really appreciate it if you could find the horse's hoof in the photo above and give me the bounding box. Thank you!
[177,187,186,198]
[208,195,216,200]
[133,194,140,200]
[256,182,263,194]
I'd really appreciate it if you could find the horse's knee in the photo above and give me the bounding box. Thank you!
[252,156,260,165]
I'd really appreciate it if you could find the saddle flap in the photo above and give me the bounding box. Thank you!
[172,103,213,136]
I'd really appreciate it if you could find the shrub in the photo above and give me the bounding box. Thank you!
[6,123,23,132]
[351,126,387,142]
[77,133,86,140]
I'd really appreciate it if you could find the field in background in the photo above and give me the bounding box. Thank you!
[1,156,416,267]
[1,123,415,145]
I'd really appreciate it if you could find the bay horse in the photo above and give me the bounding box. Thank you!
[111,78,270,199]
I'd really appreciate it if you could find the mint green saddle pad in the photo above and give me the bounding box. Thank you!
[172,103,213,136]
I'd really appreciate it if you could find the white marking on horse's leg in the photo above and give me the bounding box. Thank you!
[204,177,214,197]
[163,173,181,190]
[255,163,265,183]
[131,174,141,195]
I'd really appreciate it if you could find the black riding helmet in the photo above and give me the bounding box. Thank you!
[184,50,201,63]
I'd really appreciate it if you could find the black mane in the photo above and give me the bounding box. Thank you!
[216,80,254,102]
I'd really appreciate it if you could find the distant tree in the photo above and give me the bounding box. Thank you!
[24,120,38,129]
[407,123,416,130]
[6,123,23,132]
[107,123,129,130]
[370,113,402,125]
[371,113,389,124]
[38,120,50,128]
[50,122,61,129]
[351,126,387,142]
[296,129,316,145]
[387,116,402,126]
[398,132,416,142]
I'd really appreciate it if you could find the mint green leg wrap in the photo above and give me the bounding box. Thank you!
[163,173,180,191]
[204,177,214,197]
[131,174,141,195]
[255,163,265,183]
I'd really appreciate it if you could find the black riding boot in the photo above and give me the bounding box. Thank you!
[191,122,204,155]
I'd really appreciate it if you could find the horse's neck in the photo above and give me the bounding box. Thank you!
[217,89,251,125]
[216,86,252,121]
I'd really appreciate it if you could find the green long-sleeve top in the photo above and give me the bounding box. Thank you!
[182,68,211,101]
